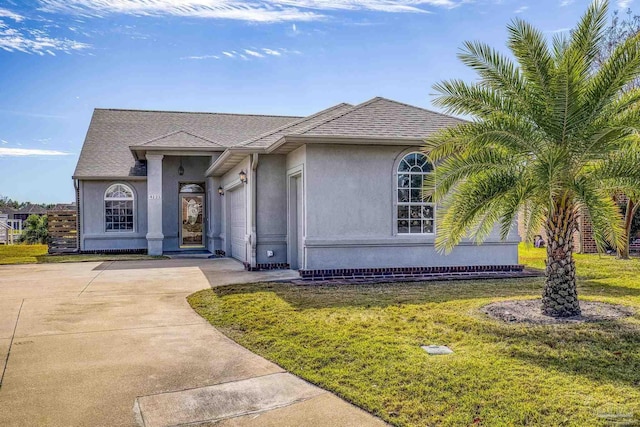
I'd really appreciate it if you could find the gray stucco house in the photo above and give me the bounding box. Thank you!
[73,97,520,274]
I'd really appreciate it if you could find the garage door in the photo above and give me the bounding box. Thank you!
[229,187,246,262]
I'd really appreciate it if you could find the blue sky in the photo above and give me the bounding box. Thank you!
[0,0,628,202]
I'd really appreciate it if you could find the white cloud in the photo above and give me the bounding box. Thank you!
[0,17,90,55]
[0,26,90,54]
[559,0,574,6]
[262,48,281,56]
[547,27,570,33]
[0,148,71,157]
[37,0,462,23]
[278,47,301,54]
[514,5,528,13]
[618,0,633,7]
[38,0,322,22]
[276,0,453,12]
[184,46,298,61]
[0,7,24,22]
[244,49,264,58]
[181,54,220,60]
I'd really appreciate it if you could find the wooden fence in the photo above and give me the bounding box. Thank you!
[48,210,78,254]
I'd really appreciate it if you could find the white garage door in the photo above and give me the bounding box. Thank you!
[229,187,246,262]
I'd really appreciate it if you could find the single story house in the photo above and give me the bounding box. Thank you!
[2,204,47,222]
[49,203,77,211]
[73,97,520,274]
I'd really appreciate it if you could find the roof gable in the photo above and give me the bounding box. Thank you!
[239,103,354,148]
[137,130,223,149]
[298,97,464,139]
[16,204,47,214]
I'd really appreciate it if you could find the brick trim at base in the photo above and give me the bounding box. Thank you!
[77,249,148,255]
[298,264,525,281]
[244,262,291,271]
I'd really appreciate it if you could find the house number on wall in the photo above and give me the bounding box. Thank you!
[148,194,162,200]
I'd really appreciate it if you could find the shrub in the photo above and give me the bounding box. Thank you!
[20,214,49,245]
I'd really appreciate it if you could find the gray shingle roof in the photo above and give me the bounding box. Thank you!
[74,98,464,179]
[299,97,464,139]
[239,103,354,148]
[73,109,301,178]
[16,204,47,214]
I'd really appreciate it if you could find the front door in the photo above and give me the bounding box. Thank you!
[180,189,205,248]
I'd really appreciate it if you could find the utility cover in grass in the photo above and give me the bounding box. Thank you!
[421,345,453,355]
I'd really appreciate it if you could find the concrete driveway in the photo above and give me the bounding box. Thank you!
[0,258,386,427]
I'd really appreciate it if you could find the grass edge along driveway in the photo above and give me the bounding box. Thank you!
[189,245,640,427]
[0,244,165,265]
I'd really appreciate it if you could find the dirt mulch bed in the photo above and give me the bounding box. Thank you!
[482,299,635,325]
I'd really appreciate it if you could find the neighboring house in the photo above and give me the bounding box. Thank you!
[0,212,23,244]
[3,204,47,222]
[0,207,16,218]
[73,97,520,273]
[518,196,640,254]
[50,203,76,211]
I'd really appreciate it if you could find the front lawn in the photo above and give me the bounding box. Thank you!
[37,253,167,263]
[189,245,640,426]
[0,244,166,265]
[0,244,48,264]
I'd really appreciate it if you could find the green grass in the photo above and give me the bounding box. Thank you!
[36,253,167,263]
[189,244,640,427]
[0,244,166,265]
[0,244,48,264]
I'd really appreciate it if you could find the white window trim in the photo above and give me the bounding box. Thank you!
[393,150,436,236]
[104,183,136,233]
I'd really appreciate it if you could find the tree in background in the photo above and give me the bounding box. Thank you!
[0,195,55,211]
[425,0,640,317]
[598,8,640,259]
[20,214,49,245]
[0,195,20,210]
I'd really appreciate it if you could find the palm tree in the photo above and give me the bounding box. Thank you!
[424,0,640,317]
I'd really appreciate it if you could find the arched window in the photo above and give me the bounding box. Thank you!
[397,152,434,234]
[105,183,134,232]
[179,183,205,193]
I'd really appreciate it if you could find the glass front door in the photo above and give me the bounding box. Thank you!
[180,194,204,248]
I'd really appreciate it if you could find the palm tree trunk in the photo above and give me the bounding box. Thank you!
[618,199,638,260]
[542,200,580,317]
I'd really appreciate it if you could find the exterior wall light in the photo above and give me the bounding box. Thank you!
[239,170,247,184]
[178,158,184,176]
[218,186,224,196]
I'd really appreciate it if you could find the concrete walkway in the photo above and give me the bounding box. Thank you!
[0,258,386,427]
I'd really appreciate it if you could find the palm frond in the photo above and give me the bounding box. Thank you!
[435,171,520,252]
[507,18,554,101]
[567,0,608,66]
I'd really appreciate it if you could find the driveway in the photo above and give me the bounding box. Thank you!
[0,258,386,427]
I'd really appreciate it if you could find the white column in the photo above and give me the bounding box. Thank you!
[146,154,164,255]
[206,176,215,251]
